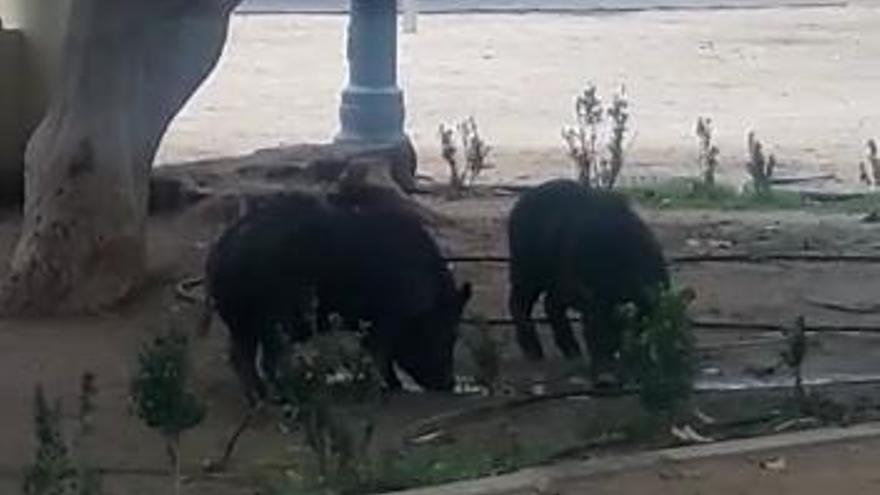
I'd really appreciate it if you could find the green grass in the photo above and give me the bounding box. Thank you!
[364,443,553,493]
[621,178,880,214]
[267,440,559,495]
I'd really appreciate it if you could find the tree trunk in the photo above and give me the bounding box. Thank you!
[0,0,242,315]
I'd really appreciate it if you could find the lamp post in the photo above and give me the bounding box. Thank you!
[335,0,405,146]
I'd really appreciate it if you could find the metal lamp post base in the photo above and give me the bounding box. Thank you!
[335,85,405,146]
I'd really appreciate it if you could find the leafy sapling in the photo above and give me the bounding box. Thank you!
[130,331,205,495]
[22,386,76,495]
[620,288,698,426]
[23,374,103,495]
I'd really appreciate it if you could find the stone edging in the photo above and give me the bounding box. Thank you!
[389,421,880,495]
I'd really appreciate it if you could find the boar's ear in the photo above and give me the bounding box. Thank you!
[457,282,473,308]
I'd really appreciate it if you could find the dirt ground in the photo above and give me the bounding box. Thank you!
[552,435,880,495]
[2,185,880,493]
[6,4,880,493]
[158,5,880,188]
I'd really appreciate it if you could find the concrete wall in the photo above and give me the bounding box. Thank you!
[0,0,72,203]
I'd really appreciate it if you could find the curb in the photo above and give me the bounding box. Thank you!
[389,421,880,495]
[234,1,846,15]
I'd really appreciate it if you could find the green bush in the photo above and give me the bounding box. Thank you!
[23,387,77,495]
[620,288,697,420]
[130,332,204,437]
[23,374,102,495]
[462,319,502,395]
[275,333,383,493]
[130,331,204,495]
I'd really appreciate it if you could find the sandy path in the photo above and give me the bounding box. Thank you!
[157,5,880,185]
[552,435,880,495]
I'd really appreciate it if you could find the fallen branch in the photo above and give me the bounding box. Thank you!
[799,191,866,203]
[802,295,880,315]
[771,174,836,185]
[406,388,637,440]
[696,337,785,352]
[204,403,265,473]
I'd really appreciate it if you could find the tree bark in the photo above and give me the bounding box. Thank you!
[0,0,241,314]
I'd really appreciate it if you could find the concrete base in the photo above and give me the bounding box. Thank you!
[335,85,406,146]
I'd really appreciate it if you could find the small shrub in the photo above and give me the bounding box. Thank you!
[23,374,102,495]
[563,84,630,189]
[598,89,630,190]
[620,288,697,422]
[562,84,603,186]
[130,331,205,495]
[695,117,720,188]
[275,333,383,493]
[73,374,102,495]
[745,131,775,197]
[462,319,502,395]
[859,139,880,187]
[439,124,459,186]
[439,117,493,195]
[23,387,77,495]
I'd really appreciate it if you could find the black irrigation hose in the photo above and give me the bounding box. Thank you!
[447,252,880,265]
[178,251,880,299]
[463,317,880,335]
[693,320,880,335]
[180,251,880,338]
[179,252,880,302]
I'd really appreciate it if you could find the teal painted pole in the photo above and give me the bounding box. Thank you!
[335,0,405,145]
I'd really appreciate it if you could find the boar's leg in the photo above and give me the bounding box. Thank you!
[228,318,266,405]
[544,290,583,359]
[583,302,621,389]
[362,328,403,391]
[509,283,545,361]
